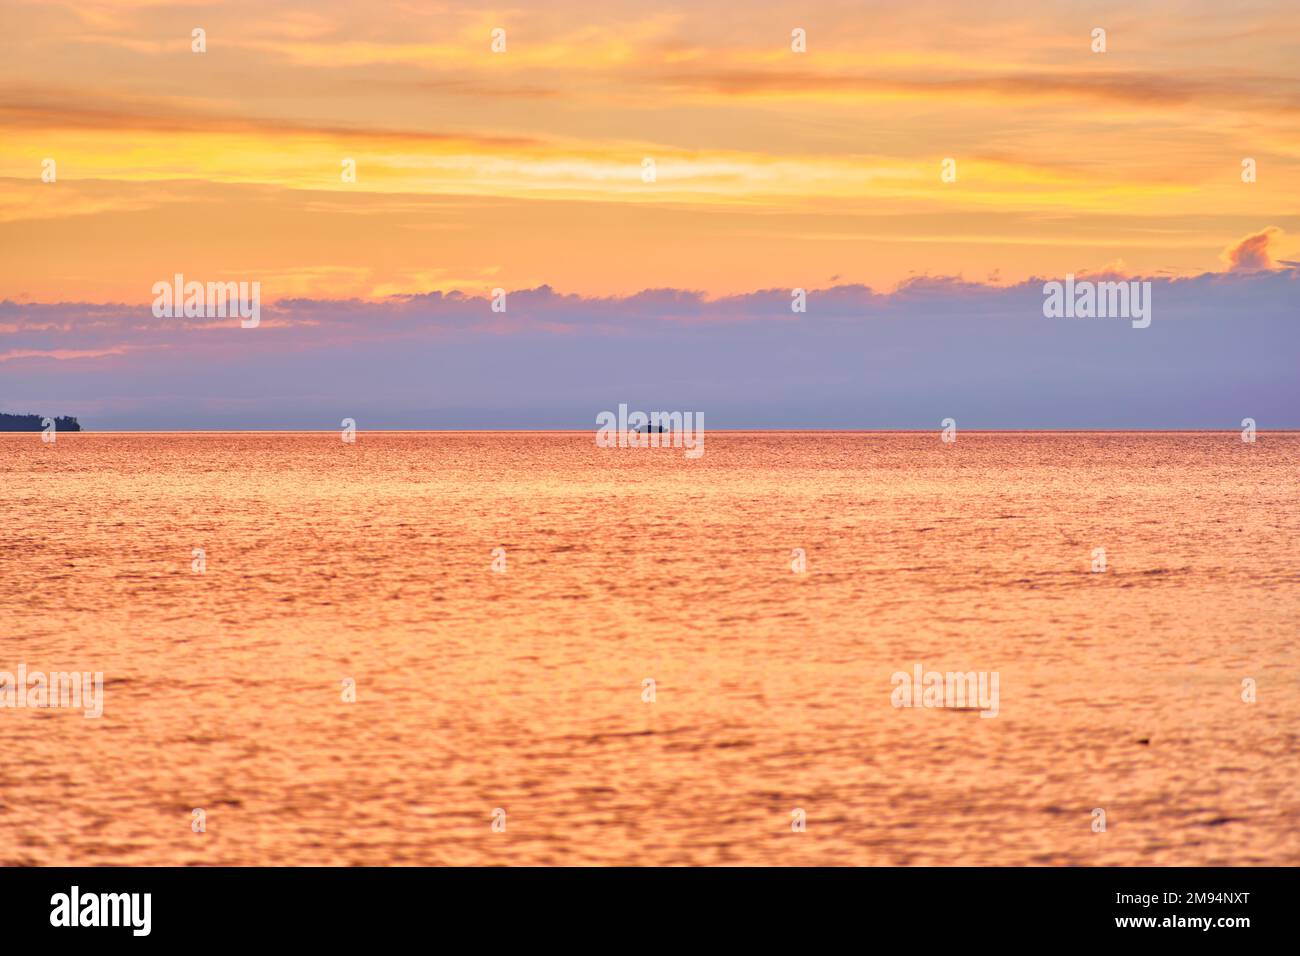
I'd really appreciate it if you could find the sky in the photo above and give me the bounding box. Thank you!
[0,0,1296,427]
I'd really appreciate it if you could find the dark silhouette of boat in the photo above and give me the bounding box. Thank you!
[0,413,82,431]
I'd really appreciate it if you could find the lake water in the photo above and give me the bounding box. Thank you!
[2,431,1297,865]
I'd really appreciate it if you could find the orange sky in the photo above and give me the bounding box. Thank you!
[1,0,1297,303]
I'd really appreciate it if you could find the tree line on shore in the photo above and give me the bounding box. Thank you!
[0,413,82,431]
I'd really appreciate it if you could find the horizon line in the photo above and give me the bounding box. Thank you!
[6,427,1295,435]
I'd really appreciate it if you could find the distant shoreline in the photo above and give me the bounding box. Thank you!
[0,413,81,432]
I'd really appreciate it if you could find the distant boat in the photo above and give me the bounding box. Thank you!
[0,413,82,432]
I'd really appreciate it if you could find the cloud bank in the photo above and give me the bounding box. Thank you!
[2,266,1296,429]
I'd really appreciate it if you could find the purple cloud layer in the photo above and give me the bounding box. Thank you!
[2,268,1296,428]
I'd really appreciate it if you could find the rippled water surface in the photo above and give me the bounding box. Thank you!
[2,432,1297,865]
